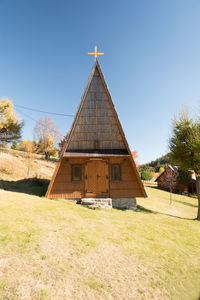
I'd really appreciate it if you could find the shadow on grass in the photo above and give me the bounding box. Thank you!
[81,204,197,221]
[137,205,196,221]
[146,185,198,208]
[170,198,197,208]
[0,178,49,197]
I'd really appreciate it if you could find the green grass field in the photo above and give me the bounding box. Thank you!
[0,184,200,299]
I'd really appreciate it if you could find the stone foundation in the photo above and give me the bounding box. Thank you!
[79,198,137,210]
[112,198,137,210]
[80,198,112,209]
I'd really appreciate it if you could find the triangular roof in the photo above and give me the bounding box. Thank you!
[63,59,127,154]
[155,165,196,182]
[155,165,178,182]
[46,59,147,198]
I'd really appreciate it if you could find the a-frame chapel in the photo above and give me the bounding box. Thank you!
[46,47,147,209]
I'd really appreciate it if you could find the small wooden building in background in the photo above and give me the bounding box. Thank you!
[155,165,196,194]
[46,59,147,208]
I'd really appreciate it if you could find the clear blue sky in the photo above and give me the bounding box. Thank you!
[1,0,200,164]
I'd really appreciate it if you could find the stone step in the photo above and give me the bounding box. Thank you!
[80,198,112,209]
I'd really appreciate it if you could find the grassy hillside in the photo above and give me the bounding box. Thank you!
[0,148,56,181]
[0,184,199,299]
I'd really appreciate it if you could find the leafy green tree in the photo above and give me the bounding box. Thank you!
[141,170,153,181]
[169,109,200,220]
[0,99,23,145]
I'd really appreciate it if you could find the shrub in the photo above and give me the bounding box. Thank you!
[141,170,153,181]
[11,141,18,150]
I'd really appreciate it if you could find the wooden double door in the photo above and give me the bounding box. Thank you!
[85,160,109,197]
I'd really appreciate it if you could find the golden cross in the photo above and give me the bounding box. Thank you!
[88,45,104,61]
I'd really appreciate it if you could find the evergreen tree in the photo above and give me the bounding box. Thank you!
[0,99,23,145]
[169,109,200,220]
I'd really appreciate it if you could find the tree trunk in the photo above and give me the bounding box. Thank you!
[196,176,200,221]
[45,152,50,160]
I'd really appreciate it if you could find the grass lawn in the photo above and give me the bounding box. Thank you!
[0,184,200,299]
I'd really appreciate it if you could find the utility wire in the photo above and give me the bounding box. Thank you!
[14,104,74,117]
[15,107,39,123]
[15,108,65,137]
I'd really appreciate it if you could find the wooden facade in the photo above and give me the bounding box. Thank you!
[46,60,147,200]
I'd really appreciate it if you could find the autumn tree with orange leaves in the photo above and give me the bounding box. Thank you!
[132,150,139,168]
[58,130,70,154]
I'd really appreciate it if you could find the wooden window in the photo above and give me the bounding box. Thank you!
[71,164,82,182]
[111,164,121,181]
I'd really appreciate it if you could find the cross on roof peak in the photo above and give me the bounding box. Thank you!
[88,45,104,61]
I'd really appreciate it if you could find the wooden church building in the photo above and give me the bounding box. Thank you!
[46,47,147,209]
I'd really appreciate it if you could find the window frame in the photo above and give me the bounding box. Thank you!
[71,164,82,182]
[111,163,122,182]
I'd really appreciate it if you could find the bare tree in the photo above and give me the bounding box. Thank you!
[34,117,60,160]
